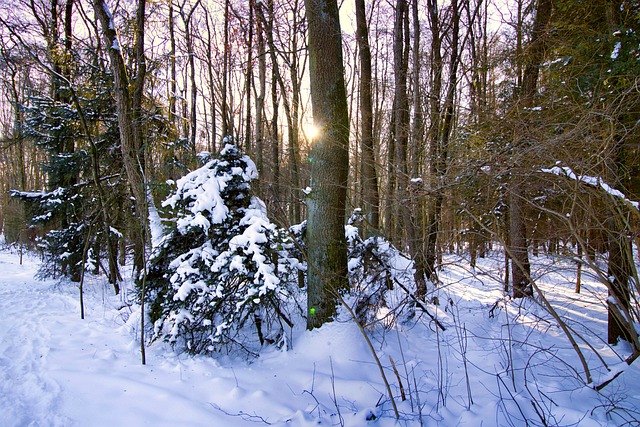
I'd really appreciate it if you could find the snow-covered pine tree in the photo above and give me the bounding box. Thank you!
[11,75,125,285]
[146,141,301,356]
[11,94,89,282]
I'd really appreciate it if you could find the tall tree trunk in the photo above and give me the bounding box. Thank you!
[168,0,177,127]
[244,0,254,153]
[288,0,303,225]
[410,0,423,177]
[203,9,217,153]
[7,71,26,191]
[427,0,460,285]
[425,0,443,286]
[304,0,350,329]
[510,0,552,298]
[94,0,148,276]
[187,21,196,156]
[355,0,380,234]
[179,0,201,162]
[604,0,640,353]
[394,0,427,298]
[254,0,266,179]
[166,0,179,177]
[221,0,230,136]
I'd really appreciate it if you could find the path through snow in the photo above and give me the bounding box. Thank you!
[0,253,249,427]
[0,256,71,426]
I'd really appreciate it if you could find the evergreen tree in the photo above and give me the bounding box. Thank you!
[12,93,88,282]
[146,141,301,355]
[11,67,125,286]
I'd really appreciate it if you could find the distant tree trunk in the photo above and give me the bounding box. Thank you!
[261,0,301,218]
[180,0,201,159]
[7,70,26,192]
[269,37,280,207]
[221,0,230,136]
[393,0,428,298]
[165,0,179,177]
[287,0,303,225]
[425,0,443,285]
[168,1,177,127]
[575,239,582,293]
[244,0,254,153]
[385,111,396,237]
[203,8,218,152]
[254,0,266,178]
[4,56,28,246]
[304,0,350,329]
[510,0,552,298]
[48,0,76,169]
[355,0,380,234]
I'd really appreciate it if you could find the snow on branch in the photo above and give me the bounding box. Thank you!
[541,165,639,210]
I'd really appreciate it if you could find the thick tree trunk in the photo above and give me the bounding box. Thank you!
[304,0,350,329]
[510,183,533,297]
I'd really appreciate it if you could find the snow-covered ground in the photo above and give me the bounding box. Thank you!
[1,244,639,426]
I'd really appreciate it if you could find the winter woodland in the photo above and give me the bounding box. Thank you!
[1,0,640,425]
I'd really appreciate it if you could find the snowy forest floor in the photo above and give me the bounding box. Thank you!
[1,243,640,427]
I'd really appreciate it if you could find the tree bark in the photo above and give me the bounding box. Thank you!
[425,0,443,286]
[304,0,350,329]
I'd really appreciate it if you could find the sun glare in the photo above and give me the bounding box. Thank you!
[304,124,320,140]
